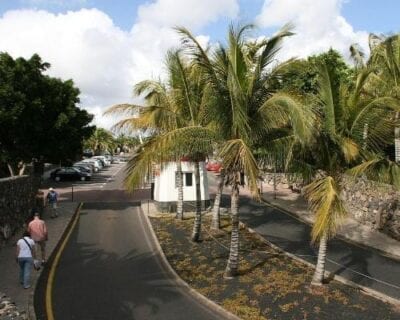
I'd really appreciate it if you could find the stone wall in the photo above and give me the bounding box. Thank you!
[0,175,39,246]
[342,178,400,240]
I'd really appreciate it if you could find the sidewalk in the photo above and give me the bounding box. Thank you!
[259,181,400,260]
[0,202,78,319]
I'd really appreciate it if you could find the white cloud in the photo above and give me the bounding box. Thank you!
[0,1,238,129]
[255,0,369,62]
[21,0,88,8]
[137,0,238,30]
[0,9,133,123]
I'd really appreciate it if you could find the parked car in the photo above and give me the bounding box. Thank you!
[103,154,114,163]
[50,167,91,181]
[73,165,92,174]
[206,161,222,172]
[92,156,111,166]
[81,159,102,171]
[74,162,95,173]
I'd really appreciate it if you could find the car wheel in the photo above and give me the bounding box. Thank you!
[55,176,61,182]
[80,176,86,181]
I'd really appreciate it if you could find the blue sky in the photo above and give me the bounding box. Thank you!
[1,0,398,36]
[0,0,398,128]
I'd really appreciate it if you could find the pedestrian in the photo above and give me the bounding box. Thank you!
[46,187,58,218]
[28,211,48,264]
[16,231,36,289]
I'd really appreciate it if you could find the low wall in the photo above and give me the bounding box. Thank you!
[263,173,400,241]
[342,178,400,240]
[0,175,39,245]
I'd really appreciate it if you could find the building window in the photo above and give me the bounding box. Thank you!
[185,172,193,186]
[175,171,193,187]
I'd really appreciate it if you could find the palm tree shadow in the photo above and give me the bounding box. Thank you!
[35,212,198,320]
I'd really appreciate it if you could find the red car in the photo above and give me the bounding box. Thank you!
[206,162,222,172]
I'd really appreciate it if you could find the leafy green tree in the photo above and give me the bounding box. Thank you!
[276,49,353,95]
[0,53,94,176]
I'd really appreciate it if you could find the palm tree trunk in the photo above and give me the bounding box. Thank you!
[395,112,400,162]
[191,161,202,242]
[7,163,15,177]
[18,162,26,176]
[311,233,328,286]
[176,160,184,220]
[211,169,225,230]
[224,181,240,278]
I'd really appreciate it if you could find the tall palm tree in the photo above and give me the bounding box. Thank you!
[105,50,213,239]
[351,34,400,162]
[296,62,400,285]
[177,24,313,278]
[105,52,190,219]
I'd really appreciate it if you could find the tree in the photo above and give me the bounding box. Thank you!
[177,24,313,278]
[350,34,400,162]
[105,50,213,236]
[295,61,400,285]
[0,53,94,176]
[84,128,115,155]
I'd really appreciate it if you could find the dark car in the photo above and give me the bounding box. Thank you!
[73,165,92,174]
[50,167,91,182]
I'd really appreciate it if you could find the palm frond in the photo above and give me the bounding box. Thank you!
[103,104,141,116]
[303,176,347,242]
[348,157,400,188]
[219,139,260,197]
[317,63,336,137]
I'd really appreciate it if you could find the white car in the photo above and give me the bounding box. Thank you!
[81,159,102,172]
[92,156,111,166]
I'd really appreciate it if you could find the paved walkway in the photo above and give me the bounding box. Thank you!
[0,202,78,319]
[259,181,400,260]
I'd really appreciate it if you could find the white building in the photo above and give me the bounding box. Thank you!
[153,161,210,212]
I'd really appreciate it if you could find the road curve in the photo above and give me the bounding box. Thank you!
[35,202,227,319]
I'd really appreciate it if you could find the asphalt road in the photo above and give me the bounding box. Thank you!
[35,163,228,320]
[218,193,400,300]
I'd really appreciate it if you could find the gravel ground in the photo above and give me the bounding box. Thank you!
[150,214,400,320]
[0,292,26,320]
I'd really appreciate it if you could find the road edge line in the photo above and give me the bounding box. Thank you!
[45,202,83,320]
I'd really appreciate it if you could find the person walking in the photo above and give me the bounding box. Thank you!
[28,211,48,264]
[46,187,58,218]
[16,231,36,289]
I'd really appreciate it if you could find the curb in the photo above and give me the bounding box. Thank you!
[140,201,241,320]
[29,202,82,320]
[261,196,400,262]
[240,221,400,308]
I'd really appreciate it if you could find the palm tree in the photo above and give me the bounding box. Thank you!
[105,50,213,239]
[351,34,400,162]
[296,61,400,285]
[177,23,313,278]
[211,167,225,230]
[84,128,115,155]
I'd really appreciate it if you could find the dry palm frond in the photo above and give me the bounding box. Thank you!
[303,176,347,242]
